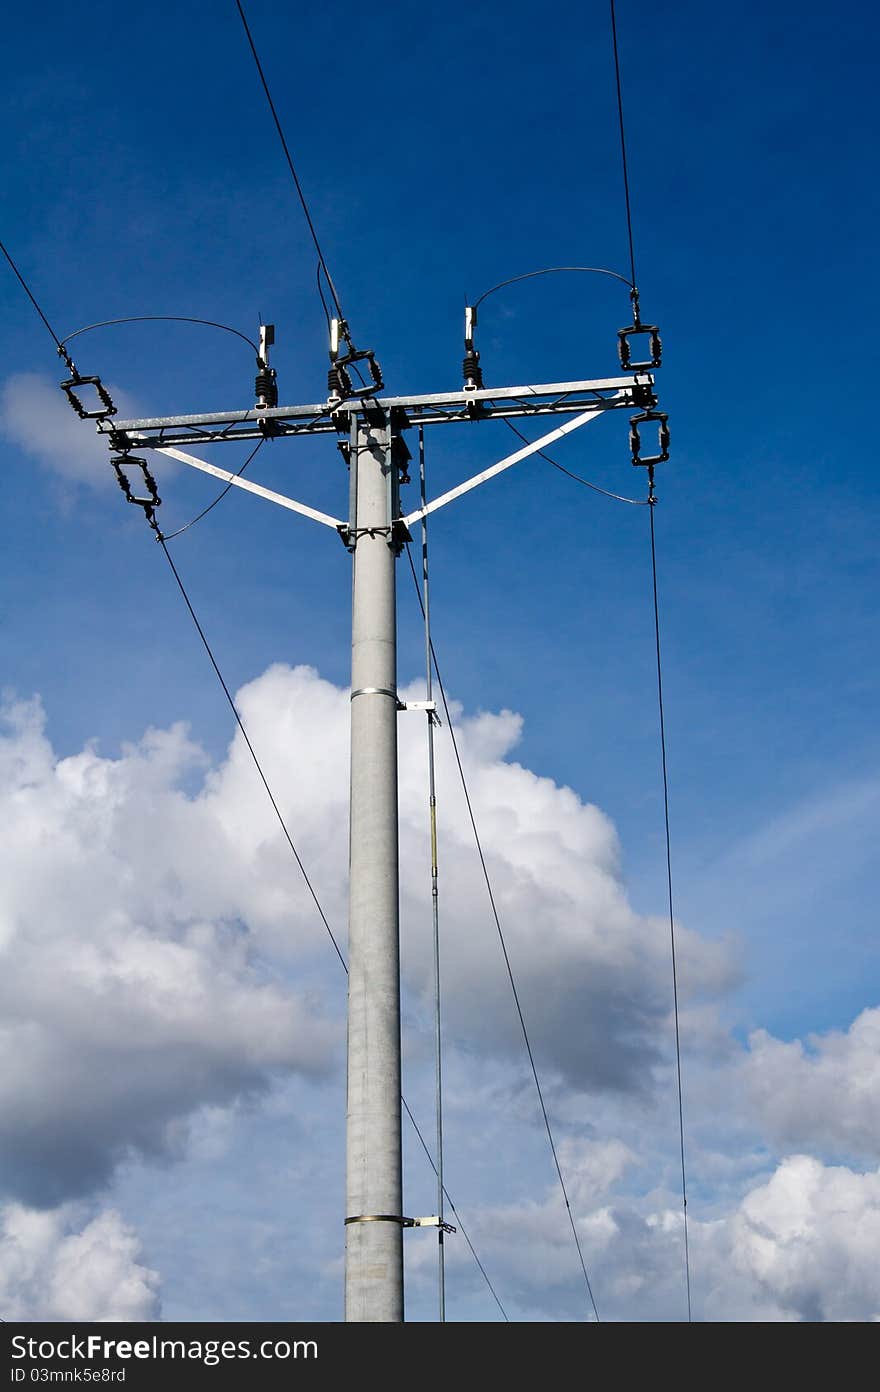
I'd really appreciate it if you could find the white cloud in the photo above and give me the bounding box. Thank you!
[0,372,140,487]
[0,1204,160,1320]
[744,1008,880,1161]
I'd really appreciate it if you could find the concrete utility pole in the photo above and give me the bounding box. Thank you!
[102,323,664,1322]
[345,415,404,1320]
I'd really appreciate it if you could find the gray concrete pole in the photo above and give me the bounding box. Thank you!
[345,415,404,1322]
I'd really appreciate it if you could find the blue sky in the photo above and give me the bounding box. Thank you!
[1,0,879,1322]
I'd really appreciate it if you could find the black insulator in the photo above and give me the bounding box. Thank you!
[255,367,278,408]
[463,349,483,390]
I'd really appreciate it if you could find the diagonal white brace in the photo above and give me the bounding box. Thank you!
[137,441,345,530]
[400,405,611,528]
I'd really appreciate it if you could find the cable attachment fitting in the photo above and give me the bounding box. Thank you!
[255,323,278,410]
[60,372,117,421]
[617,293,662,371]
[630,410,670,468]
[110,453,162,532]
[463,305,484,391]
[327,318,384,406]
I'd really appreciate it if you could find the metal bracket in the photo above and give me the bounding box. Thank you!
[398,699,440,725]
[409,1216,457,1234]
[344,1214,456,1234]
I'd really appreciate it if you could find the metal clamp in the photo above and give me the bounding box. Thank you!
[344,1214,456,1234]
[60,374,117,421]
[629,409,670,467]
[350,686,399,703]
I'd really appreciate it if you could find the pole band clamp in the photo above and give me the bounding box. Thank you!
[345,1215,414,1227]
[350,686,399,703]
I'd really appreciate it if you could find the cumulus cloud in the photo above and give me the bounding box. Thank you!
[0,1204,160,1320]
[0,372,141,487]
[0,693,339,1204]
[0,661,734,1222]
[465,1153,880,1322]
[743,1008,880,1162]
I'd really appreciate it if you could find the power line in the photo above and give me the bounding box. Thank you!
[158,536,348,970]
[503,418,648,505]
[234,0,344,321]
[610,0,638,293]
[405,546,601,1323]
[648,500,692,1322]
[0,236,74,370]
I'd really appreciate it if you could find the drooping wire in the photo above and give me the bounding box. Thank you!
[159,439,266,541]
[503,419,648,505]
[610,0,638,293]
[405,546,601,1323]
[234,0,344,321]
[158,535,507,1321]
[415,427,448,1320]
[648,493,692,1322]
[473,264,633,308]
[60,315,259,354]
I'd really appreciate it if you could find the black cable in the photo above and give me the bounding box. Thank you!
[158,537,348,970]
[234,0,344,321]
[0,236,74,369]
[405,547,601,1323]
[159,535,507,1319]
[503,419,648,505]
[648,501,692,1322]
[610,0,638,293]
[159,440,266,542]
[60,315,259,354]
[473,264,633,308]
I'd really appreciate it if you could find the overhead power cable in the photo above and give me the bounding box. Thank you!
[0,236,75,371]
[648,501,692,1322]
[405,547,601,1323]
[609,0,692,1320]
[234,0,344,322]
[610,0,638,293]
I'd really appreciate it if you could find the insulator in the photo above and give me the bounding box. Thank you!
[328,367,344,398]
[255,366,278,408]
[463,349,483,390]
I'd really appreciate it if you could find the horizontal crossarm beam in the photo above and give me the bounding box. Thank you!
[103,375,653,450]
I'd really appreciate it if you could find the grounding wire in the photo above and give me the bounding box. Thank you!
[234,0,345,321]
[503,418,648,505]
[416,426,447,1320]
[157,538,508,1320]
[404,545,601,1323]
[649,497,692,1322]
[0,229,509,1324]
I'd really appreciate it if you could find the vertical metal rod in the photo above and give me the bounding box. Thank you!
[345,415,404,1322]
[419,426,446,1320]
